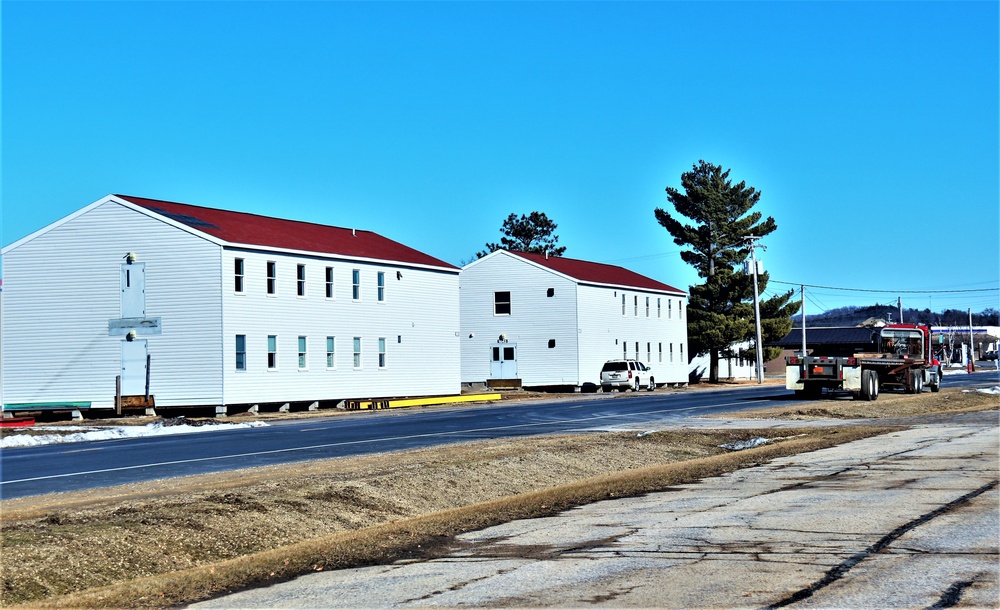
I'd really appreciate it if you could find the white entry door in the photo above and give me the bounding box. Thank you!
[121,340,148,395]
[490,343,517,379]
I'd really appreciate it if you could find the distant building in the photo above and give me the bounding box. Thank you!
[1,195,460,413]
[460,250,688,389]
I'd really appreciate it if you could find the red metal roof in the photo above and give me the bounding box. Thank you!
[508,251,686,294]
[115,195,457,270]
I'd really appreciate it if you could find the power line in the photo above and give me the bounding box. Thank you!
[770,280,998,294]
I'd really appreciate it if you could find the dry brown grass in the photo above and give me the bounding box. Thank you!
[716,385,999,420]
[6,427,894,609]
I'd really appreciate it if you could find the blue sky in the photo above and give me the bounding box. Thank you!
[3,1,998,315]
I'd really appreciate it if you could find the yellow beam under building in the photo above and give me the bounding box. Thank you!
[346,393,502,411]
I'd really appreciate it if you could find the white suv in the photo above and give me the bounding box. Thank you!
[600,359,655,392]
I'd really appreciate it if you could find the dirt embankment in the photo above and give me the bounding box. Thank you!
[1,385,996,608]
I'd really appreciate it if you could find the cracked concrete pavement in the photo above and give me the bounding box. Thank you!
[195,418,999,609]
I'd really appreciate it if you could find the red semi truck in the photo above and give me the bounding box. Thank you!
[786,324,942,401]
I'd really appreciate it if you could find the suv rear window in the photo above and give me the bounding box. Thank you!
[601,362,628,372]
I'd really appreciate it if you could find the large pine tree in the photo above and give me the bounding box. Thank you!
[655,160,798,382]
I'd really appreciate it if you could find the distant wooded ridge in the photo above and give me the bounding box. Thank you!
[793,304,999,327]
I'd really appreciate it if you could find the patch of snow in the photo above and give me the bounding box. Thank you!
[0,418,268,449]
[719,437,771,451]
[963,386,1000,395]
[636,430,658,437]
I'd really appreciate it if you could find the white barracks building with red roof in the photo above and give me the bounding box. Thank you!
[460,250,689,390]
[1,195,461,412]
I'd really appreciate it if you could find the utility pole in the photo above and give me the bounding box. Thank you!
[745,236,765,384]
[801,285,806,358]
[968,308,975,372]
[898,297,903,324]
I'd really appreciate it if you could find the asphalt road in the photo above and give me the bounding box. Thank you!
[2,371,997,500]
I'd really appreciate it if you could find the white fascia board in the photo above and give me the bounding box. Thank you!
[223,243,459,274]
[579,280,688,297]
[459,248,505,271]
[2,195,120,254]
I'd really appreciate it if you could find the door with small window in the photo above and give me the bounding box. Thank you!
[490,343,518,379]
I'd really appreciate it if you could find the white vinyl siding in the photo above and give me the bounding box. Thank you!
[460,252,579,386]
[223,252,460,402]
[1,200,224,408]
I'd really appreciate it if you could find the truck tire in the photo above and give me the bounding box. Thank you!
[860,370,878,401]
[915,372,924,394]
[930,368,941,393]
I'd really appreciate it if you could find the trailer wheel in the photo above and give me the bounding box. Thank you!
[860,370,878,401]
[915,373,924,394]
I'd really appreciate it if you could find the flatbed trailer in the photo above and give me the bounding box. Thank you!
[786,324,942,401]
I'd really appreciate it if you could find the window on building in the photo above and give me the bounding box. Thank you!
[680,301,684,319]
[548,339,556,348]
[235,335,246,370]
[657,298,661,318]
[623,342,627,358]
[635,341,639,358]
[326,336,335,368]
[669,299,672,319]
[297,264,306,297]
[266,262,277,295]
[377,272,385,302]
[494,291,511,315]
[658,342,663,363]
[325,267,335,299]
[622,294,626,315]
[647,342,651,362]
[646,297,650,317]
[353,337,362,368]
[267,335,277,369]
[547,288,554,297]
[670,343,674,363]
[634,296,638,316]
[680,344,684,361]
[234,258,245,293]
[378,337,387,368]
[352,269,361,300]
[298,336,307,369]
